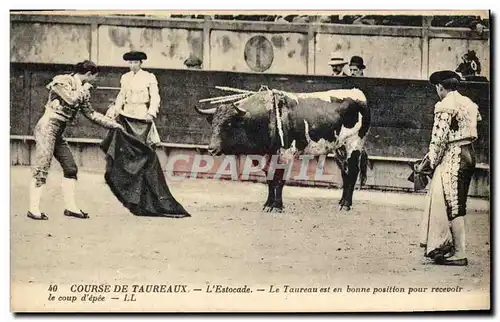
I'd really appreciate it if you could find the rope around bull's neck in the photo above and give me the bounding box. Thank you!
[274,93,285,148]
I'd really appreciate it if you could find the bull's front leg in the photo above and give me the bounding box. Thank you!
[273,174,286,212]
[333,148,349,209]
[263,178,275,210]
[262,169,286,213]
[340,150,361,211]
[338,169,348,209]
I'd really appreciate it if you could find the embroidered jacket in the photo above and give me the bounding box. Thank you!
[45,74,120,129]
[428,91,482,168]
[113,69,161,120]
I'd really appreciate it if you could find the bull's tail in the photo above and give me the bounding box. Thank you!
[357,98,371,188]
[358,149,371,188]
[358,101,371,139]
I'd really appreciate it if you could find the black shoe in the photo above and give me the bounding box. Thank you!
[64,209,90,219]
[161,213,191,218]
[27,211,48,220]
[433,252,445,263]
[435,258,468,266]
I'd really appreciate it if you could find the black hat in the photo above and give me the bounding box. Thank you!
[349,56,365,69]
[463,50,478,61]
[429,70,461,85]
[123,51,147,61]
[184,54,202,67]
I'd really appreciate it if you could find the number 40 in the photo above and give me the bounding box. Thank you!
[48,285,58,292]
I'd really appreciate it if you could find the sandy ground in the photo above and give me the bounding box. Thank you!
[10,166,490,312]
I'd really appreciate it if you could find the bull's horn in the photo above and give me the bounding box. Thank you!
[233,103,247,115]
[194,105,216,115]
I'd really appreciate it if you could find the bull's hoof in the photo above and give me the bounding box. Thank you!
[263,205,284,213]
[270,207,284,213]
[338,200,352,211]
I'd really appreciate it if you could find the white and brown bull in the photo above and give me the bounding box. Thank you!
[195,88,372,212]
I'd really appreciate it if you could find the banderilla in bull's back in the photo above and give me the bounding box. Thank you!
[198,85,272,105]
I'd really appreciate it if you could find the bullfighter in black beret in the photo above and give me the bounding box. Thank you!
[107,51,161,146]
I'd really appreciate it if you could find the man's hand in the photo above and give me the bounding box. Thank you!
[106,105,118,119]
[415,157,431,173]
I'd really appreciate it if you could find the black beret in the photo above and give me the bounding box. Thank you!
[123,51,147,61]
[429,70,461,85]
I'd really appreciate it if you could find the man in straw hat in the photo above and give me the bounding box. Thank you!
[415,70,481,266]
[107,50,161,146]
[328,52,349,76]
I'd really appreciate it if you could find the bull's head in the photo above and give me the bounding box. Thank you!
[194,92,274,156]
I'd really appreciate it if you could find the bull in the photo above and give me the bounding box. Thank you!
[195,88,371,212]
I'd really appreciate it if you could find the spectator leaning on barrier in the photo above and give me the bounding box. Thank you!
[328,52,349,76]
[455,50,488,82]
[432,15,488,35]
[349,56,366,77]
[274,15,289,23]
[455,50,480,78]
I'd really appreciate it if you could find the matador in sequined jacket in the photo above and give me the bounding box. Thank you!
[32,73,122,187]
[417,70,482,266]
[426,90,481,218]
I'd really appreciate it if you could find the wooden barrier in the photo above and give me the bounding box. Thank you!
[10,63,490,164]
[9,135,489,198]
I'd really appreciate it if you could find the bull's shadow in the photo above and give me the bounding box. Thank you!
[195,88,372,213]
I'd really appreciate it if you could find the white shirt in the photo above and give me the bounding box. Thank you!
[114,69,161,120]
